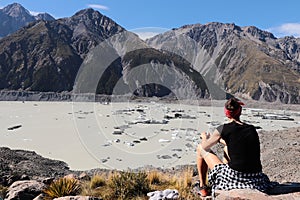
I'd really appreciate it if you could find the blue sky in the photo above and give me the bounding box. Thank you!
[1,0,300,38]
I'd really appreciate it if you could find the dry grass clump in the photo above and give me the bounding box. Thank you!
[43,177,81,199]
[90,174,106,189]
[147,170,170,187]
[108,171,150,200]
[81,173,108,197]
[43,167,199,199]
[147,167,197,199]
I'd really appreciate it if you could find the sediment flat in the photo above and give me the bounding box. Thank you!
[1,100,299,171]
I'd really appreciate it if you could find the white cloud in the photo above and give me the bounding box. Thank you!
[131,27,169,40]
[87,4,109,10]
[135,32,161,40]
[29,11,41,16]
[268,23,300,38]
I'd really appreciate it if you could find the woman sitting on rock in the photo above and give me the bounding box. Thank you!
[195,97,275,197]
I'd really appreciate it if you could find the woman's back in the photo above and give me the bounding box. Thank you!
[217,122,262,173]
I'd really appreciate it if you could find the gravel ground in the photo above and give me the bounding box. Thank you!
[259,127,300,183]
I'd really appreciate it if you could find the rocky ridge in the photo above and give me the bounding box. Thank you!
[147,23,300,103]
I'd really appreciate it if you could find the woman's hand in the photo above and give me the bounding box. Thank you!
[219,138,226,145]
[200,130,221,151]
[200,132,209,141]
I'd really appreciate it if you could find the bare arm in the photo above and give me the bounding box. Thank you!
[200,129,221,151]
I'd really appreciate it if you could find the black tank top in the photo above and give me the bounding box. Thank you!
[217,122,262,173]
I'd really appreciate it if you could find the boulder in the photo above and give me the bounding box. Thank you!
[215,189,300,200]
[64,174,78,179]
[33,193,46,200]
[53,196,102,200]
[215,183,300,200]
[78,172,91,181]
[215,189,273,200]
[5,180,45,200]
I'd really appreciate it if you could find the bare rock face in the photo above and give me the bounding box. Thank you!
[5,180,45,200]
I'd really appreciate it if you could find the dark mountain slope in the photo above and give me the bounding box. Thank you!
[0,8,124,92]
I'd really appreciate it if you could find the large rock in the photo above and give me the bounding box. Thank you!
[5,180,45,200]
[215,189,270,200]
[53,196,102,200]
[215,183,300,200]
[215,190,300,200]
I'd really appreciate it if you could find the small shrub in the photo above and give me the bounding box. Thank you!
[147,170,162,185]
[90,174,106,189]
[44,177,81,199]
[109,171,150,199]
[175,167,193,189]
[173,167,194,199]
[81,172,113,199]
[80,181,93,197]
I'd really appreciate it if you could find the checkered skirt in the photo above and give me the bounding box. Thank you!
[208,164,276,192]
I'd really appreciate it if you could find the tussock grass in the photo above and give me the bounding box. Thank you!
[147,170,165,185]
[108,171,150,200]
[44,177,81,199]
[90,174,106,189]
[43,167,199,199]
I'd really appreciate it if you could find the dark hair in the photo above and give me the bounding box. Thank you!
[225,97,242,111]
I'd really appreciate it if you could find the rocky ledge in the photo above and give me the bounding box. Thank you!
[0,147,72,186]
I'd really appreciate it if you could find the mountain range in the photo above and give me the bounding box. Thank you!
[0,3,299,103]
[0,5,124,93]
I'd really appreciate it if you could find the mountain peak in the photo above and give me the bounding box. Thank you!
[2,2,24,9]
[69,8,105,24]
[2,2,30,17]
[35,13,55,21]
[242,26,276,40]
[73,8,100,17]
[0,3,55,37]
[66,7,124,38]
